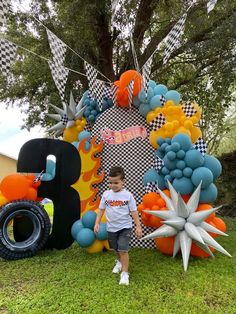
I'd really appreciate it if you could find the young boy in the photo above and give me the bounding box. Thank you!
[94,166,142,286]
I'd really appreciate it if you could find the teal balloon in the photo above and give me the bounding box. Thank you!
[133,95,141,108]
[191,167,213,188]
[95,223,108,240]
[163,155,177,170]
[78,130,91,141]
[139,103,150,117]
[171,169,183,179]
[88,114,96,122]
[199,183,218,203]
[160,143,168,151]
[148,80,156,89]
[176,149,186,159]
[161,166,170,175]
[165,145,172,153]
[183,167,193,177]
[156,173,166,189]
[184,150,204,169]
[81,210,97,229]
[157,137,165,146]
[76,228,95,248]
[173,177,194,195]
[150,95,162,109]
[84,99,90,106]
[164,174,173,183]
[154,149,164,159]
[143,168,159,185]
[165,138,171,144]
[203,154,222,179]
[171,134,192,152]
[171,142,180,152]
[71,220,84,239]
[176,160,186,170]
[153,84,168,95]
[165,90,181,104]
[138,89,147,103]
[166,151,176,161]
[147,87,154,102]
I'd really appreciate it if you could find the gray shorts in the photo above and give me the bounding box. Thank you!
[107,228,132,252]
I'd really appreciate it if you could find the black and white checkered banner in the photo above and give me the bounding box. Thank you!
[111,83,118,106]
[0,39,17,76]
[94,79,105,111]
[193,137,207,155]
[160,95,166,106]
[163,13,187,64]
[150,113,166,131]
[48,60,69,100]
[46,29,67,66]
[84,61,98,98]
[207,0,217,13]
[154,156,164,172]
[142,55,153,96]
[0,0,11,24]
[127,79,134,109]
[145,181,159,193]
[182,101,197,117]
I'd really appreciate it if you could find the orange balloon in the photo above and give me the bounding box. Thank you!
[190,242,215,258]
[155,236,175,255]
[114,80,120,87]
[196,204,215,222]
[212,217,226,234]
[148,215,162,228]
[157,198,166,208]
[25,187,38,201]
[119,70,142,96]
[0,174,30,201]
[138,203,145,212]
[181,194,190,203]
[116,88,129,107]
[142,192,160,208]
[208,221,218,238]
[162,189,171,198]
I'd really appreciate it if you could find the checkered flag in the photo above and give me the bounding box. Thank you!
[127,79,134,109]
[111,83,118,106]
[150,113,166,131]
[163,13,187,64]
[154,156,164,172]
[182,101,197,117]
[84,61,98,98]
[48,60,69,100]
[145,182,159,193]
[0,0,11,24]
[142,55,153,96]
[46,29,67,66]
[33,170,44,183]
[60,114,69,126]
[103,83,112,99]
[207,0,217,13]
[94,79,105,111]
[193,137,208,155]
[0,39,17,76]
[160,95,166,106]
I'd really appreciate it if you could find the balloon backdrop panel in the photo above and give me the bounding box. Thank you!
[91,106,158,248]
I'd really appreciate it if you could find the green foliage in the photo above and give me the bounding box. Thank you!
[0,218,235,313]
[0,0,236,153]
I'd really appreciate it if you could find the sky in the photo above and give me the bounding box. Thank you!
[0,104,45,159]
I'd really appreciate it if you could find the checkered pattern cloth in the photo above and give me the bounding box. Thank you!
[193,137,208,155]
[60,114,69,126]
[84,61,98,98]
[150,113,166,131]
[127,79,134,109]
[0,0,11,24]
[94,79,105,111]
[145,181,159,193]
[207,0,217,13]
[48,60,69,100]
[142,55,153,96]
[91,106,157,248]
[154,156,164,172]
[111,83,118,106]
[182,101,197,117]
[163,13,187,64]
[46,29,67,66]
[160,95,166,106]
[0,39,17,76]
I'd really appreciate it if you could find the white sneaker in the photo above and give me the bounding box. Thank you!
[112,260,122,274]
[119,272,129,285]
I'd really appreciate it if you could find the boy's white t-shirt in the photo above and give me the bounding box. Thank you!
[99,189,137,232]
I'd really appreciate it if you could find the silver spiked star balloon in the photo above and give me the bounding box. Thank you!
[46,91,86,134]
[141,181,231,271]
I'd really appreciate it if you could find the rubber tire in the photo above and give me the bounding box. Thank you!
[0,200,51,260]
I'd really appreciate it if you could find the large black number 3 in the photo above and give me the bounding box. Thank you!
[17,138,81,249]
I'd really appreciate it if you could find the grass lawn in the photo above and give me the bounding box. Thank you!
[0,217,235,314]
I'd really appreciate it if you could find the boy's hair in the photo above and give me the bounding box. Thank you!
[109,166,125,180]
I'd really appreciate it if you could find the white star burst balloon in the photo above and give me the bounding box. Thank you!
[47,91,86,134]
[141,181,231,271]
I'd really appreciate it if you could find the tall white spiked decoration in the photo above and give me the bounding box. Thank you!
[141,181,231,271]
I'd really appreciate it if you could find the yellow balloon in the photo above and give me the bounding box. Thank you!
[191,126,202,143]
[103,240,111,250]
[0,193,8,207]
[146,111,156,124]
[63,126,79,142]
[86,239,104,253]
[175,126,191,137]
[149,130,159,148]
[184,120,193,130]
